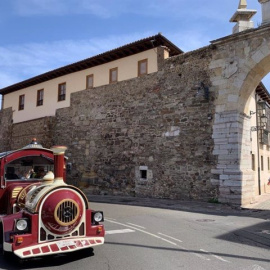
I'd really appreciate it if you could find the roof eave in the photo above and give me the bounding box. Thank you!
[0,33,183,95]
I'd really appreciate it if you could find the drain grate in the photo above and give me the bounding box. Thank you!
[196,219,215,222]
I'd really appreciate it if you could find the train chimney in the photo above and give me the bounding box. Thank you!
[50,145,67,185]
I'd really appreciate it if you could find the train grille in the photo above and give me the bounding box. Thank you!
[54,199,79,226]
[12,187,23,198]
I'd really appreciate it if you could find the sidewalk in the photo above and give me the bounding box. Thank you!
[86,193,236,215]
[85,191,270,213]
[242,192,270,210]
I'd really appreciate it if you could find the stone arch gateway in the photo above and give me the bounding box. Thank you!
[210,24,270,205]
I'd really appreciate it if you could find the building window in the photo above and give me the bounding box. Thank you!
[268,157,270,171]
[109,67,118,83]
[86,74,94,88]
[37,89,44,106]
[18,95,25,111]
[252,154,255,171]
[138,59,148,76]
[261,156,264,171]
[58,83,66,101]
[140,170,147,179]
[139,166,148,180]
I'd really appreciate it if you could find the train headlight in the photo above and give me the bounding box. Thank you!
[93,211,104,223]
[15,218,30,232]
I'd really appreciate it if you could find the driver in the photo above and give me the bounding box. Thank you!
[32,167,46,178]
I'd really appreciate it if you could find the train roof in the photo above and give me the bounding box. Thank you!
[0,139,52,159]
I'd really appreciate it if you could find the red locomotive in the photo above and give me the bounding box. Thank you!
[0,139,104,259]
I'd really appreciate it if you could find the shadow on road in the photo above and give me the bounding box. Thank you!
[0,248,94,269]
[217,221,270,249]
[105,241,270,264]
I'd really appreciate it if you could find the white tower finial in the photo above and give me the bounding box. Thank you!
[238,0,247,9]
[230,0,257,33]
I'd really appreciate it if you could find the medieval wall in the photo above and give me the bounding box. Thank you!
[0,108,13,152]
[53,46,218,200]
[10,117,56,149]
[0,113,55,152]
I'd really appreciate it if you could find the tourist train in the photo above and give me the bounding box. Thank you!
[0,139,104,259]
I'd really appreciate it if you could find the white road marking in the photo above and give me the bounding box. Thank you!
[105,217,116,221]
[127,223,146,229]
[158,233,209,261]
[192,252,210,261]
[158,232,183,243]
[200,249,230,263]
[250,264,266,270]
[105,219,228,263]
[106,229,135,235]
[105,219,178,246]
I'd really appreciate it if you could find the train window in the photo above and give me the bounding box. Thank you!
[5,167,19,180]
[4,156,54,181]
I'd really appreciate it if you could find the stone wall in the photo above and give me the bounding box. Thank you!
[211,111,254,205]
[0,112,55,152]
[54,46,218,200]
[0,108,13,152]
[10,117,56,149]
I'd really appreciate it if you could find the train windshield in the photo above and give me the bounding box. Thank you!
[4,155,54,181]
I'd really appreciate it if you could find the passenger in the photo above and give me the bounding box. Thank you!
[21,168,34,179]
[32,167,46,179]
[5,167,19,180]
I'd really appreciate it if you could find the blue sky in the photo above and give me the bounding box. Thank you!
[0,0,268,105]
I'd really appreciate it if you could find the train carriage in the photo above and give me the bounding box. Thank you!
[0,139,104,259]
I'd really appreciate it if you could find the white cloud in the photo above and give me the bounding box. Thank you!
[12,0,261,21]
[0,32,154,88]
[1,27,268,90]
[0,32,152,106]
[0,73,18,89]
[13,0,129,17]
[13,0,69,16]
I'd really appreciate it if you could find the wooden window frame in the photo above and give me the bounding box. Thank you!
[138,59,148,77]
[18,94,25,111]
[86,74,94,89]
[109,67,118,84]
[261,155,264,171]
[58,82,66,102]
[36,89,44,106]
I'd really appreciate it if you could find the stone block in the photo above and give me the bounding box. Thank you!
[252,49,265,64]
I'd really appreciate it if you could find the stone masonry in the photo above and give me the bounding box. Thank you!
[0,107,13,152]
[0,114,55,152]
[209,25,270,205]
[53,46,218,201]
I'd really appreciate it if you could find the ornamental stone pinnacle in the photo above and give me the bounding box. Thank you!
[230,0,257,33]
[238,0,247,9]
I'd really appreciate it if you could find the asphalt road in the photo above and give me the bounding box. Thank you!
[1,201,269,270]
